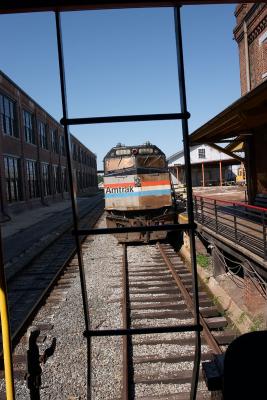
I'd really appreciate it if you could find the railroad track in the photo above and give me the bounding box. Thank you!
[0,197,104,375]
[121,242,238,399]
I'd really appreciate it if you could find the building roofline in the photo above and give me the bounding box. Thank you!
[167,144,201,161]
[0,70,96,158]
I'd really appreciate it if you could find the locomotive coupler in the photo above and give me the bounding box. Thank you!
[26,328,56,400]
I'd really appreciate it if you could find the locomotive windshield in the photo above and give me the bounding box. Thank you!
[104,144,167,174]
[136,155,166,169]
[105,157,134,173]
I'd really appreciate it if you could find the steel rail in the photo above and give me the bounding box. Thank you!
[121,244,130,400]
[0,202,103,361]
[6,197,103,284]
[157,243,222,355]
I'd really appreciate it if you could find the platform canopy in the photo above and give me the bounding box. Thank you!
[0,0,246,14]
[190,79,267,145]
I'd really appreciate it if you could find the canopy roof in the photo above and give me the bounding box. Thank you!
[190,79,267,144]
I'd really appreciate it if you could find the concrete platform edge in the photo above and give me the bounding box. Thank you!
[179,245,254,335]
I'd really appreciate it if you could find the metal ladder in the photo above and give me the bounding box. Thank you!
[0,4,202,400]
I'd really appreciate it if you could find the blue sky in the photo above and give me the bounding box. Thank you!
[0,5,240,168]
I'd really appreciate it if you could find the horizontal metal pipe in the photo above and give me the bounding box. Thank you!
[84,324,203,337]
[73,223,195,236]
[0,2,245,16]
[60,112,190,126]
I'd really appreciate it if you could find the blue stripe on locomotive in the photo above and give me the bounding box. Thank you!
[105,189,171,199]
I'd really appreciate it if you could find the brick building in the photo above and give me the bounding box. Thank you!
[190,3,267,205]
[234,3,267,95]
[0,70,97,215]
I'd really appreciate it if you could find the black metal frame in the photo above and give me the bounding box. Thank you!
[54,6,201,400]
[0,6,203,399]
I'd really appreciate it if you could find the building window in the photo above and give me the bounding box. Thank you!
[198,148,206,159]
[0,95,17,137]
[52,165,61,194]
[23,110,35,144]
[41,163,51,196]
[59,136,66,156]
[51,129,59,153]
[26,160,39,198]
[4,156,22,202]
[38,121,48,149]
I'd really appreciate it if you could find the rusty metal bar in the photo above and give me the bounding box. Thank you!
[158,243,222,355]
[121,244,131,400]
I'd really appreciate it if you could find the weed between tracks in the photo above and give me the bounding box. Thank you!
[196,254,210,269]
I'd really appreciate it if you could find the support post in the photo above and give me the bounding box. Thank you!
[202,162,205,187]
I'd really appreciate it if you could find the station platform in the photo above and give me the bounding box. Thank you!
[2,199,74,239]
[0,193,104,277]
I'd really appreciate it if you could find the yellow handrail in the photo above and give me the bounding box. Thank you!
[0,227,15,400]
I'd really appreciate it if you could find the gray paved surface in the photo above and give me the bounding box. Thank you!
[1,193,103,265]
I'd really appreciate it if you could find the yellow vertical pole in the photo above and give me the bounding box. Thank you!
[0,226,15,400]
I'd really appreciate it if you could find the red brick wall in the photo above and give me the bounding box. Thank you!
[0,71,97,212]
[234,3,267,95]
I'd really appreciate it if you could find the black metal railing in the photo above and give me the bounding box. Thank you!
[194,195,267,261]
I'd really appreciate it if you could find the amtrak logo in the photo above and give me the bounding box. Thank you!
[105,186,134,194]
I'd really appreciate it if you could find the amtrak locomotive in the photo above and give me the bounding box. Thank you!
[103,142,180,243]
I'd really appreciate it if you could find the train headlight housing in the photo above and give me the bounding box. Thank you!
[139,148,154,154]
[115,149,131,156]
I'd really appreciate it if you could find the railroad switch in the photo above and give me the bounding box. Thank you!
[26,328,56,400]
